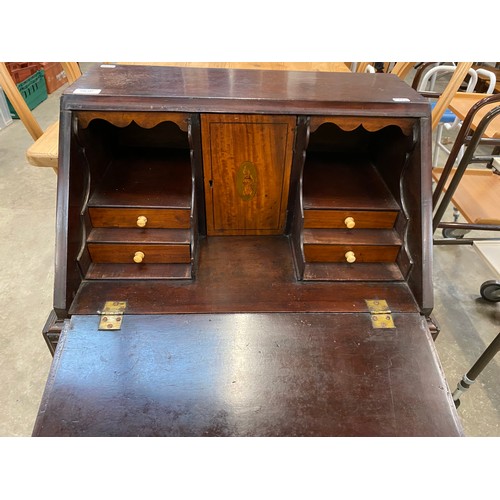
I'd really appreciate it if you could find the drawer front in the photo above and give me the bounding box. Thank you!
[89,208,191,229]
[303,244,400,263]
[88,244,191,264]
[303,210,398,229]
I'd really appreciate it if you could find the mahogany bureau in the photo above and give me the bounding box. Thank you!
[32,64,463,436]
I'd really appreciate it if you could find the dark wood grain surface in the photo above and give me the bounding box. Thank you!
[32,313,462,437]
[61,65,429,116]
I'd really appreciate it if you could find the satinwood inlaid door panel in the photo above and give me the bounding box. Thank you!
[201,114,296,235]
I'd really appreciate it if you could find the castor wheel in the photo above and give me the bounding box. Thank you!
[441,228,470,239]
[480,280,500,302]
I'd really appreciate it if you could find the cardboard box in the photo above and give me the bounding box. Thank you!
[40,62,68,93]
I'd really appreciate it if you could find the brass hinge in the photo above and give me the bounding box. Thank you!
[365,299,395,329]
[98,301,127,330]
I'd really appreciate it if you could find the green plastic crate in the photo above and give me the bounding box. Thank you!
[6,69,48,119]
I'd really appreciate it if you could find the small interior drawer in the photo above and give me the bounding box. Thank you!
[88,207,191,229]
[303,244,401,263]
[303,209,398,229]
[87,243,191,264]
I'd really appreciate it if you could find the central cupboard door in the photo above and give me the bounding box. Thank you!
[201,114,296,235]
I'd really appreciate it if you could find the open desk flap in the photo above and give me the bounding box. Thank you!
[33,313,462,437]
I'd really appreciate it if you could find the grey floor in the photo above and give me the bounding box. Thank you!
[0,64,499,436]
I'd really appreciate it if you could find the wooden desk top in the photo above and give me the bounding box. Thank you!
[448,93,500,138]
[33,312,462,437]
[62,64,428,116]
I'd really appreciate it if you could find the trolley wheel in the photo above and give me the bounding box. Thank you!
[480,280,500,302]
[442,228,469,239]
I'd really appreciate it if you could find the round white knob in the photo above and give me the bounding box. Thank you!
[137,216,147,228]
[133,251,145,263]
[345,251,356,263]
[344,217,355,229]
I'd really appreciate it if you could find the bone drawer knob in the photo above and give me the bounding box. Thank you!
[133,251,145,263]
[137,216,148,227]
[345,251,356,263]
[344,217,355,229]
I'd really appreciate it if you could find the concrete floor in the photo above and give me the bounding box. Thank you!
[0,64,498,436]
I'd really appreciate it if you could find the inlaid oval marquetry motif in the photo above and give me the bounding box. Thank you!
[236,161,258,201]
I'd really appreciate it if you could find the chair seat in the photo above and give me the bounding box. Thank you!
[432,167,500,224]
[26,120,59,170]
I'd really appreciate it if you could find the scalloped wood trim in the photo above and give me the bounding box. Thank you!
[309,116,414,136]
[77,111,190,131]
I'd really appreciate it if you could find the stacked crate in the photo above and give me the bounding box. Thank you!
[5,62,41,83]
[4,62,47,118]
[4,62,69,119]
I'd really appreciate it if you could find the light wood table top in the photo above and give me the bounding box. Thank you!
[448,93,500,138]
[118,62,352,72]
[432,167,500,224]
[433,93,500,226]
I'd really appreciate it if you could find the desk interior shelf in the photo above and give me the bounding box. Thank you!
[291,120,414,283]
[74,116,196,281]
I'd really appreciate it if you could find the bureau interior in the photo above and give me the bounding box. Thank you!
[304,121,414,205]
[73,115,195,282]
[63,113,426,316]
[293,120,419,285]
[78,117,192,195]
